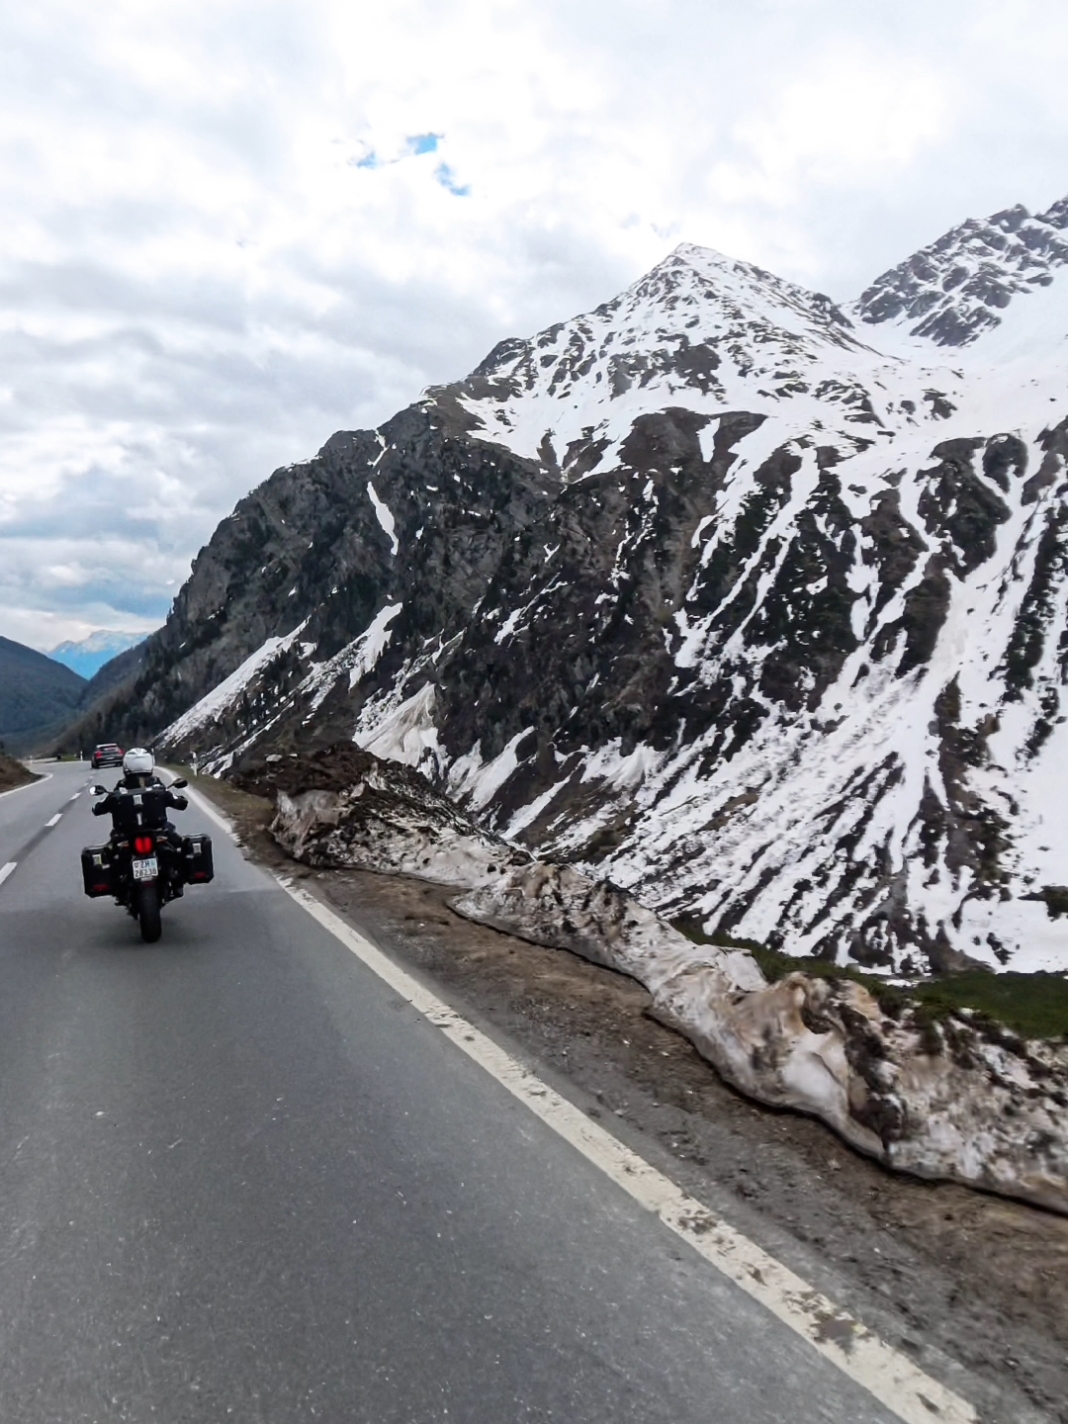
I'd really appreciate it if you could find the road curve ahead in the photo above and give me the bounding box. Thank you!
[0,761,913,1423]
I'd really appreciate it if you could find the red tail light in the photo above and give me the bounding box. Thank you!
[134,836,155,855]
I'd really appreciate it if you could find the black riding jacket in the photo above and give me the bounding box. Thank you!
[92,776,188,834]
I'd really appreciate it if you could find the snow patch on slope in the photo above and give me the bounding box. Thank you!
[367,481,399,555]
[356,683,439,770]
[300,602,403,712]
[160,620,310,746]
[449,727,535,810]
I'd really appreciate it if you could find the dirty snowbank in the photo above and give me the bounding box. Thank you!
[235,742,523,889]
[235,744,1068,1215]
[454,865,1068,1214]
[0,751,38,794]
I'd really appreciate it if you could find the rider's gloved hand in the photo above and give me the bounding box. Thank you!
[170,794,188,811]
[92,801,108,816]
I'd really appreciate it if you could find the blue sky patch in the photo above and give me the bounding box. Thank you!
[353,133,444,171]
[352,135,468,193]
[435,162,470,196]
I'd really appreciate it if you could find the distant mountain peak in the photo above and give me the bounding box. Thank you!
[436,233,878,481]
[852,192,1068,346]
[48,630,147,680]
[665,241,854,332]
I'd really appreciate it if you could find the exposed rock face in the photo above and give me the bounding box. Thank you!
[95,206,1068,975]
[245,746,1068,1215]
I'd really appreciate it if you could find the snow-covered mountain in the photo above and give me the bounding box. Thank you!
[99,194,1068,978]
[48,630,146,680]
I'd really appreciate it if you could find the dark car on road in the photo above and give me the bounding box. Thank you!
[91,743,124,769]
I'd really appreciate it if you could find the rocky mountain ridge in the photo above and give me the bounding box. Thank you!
[852,196,1068,346]
[95,192,1068,978]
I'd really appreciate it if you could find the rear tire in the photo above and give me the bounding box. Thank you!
[137,883,162,943]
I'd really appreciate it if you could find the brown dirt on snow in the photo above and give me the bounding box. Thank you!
[0,752,38,793]
[233,743,444,802]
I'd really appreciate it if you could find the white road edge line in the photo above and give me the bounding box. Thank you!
[179,784,230,826]
[287,886,976,1424]
[45,813,62,828]
[180,781,976,1424]
[0,862,16,887]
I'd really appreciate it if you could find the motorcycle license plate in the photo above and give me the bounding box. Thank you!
[132,856,158,881]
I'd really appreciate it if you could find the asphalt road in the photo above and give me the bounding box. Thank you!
[0,761,908,1423]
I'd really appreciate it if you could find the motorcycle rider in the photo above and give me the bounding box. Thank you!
[93,748,189,884]
[94,747,187,811]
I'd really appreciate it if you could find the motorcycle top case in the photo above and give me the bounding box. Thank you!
[109,785,171,832]
[81,844,114,898]
[181,833,214,884]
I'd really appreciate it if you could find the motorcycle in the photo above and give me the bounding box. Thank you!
[81,777,214,942]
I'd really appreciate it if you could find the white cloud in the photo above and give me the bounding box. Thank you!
[3,0,1068,645]
[725,50,954,201]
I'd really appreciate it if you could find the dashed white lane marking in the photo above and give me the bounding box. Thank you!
[179,779,977,1423]
[69,792,81,801]
[45,813,62,828]
[287,888,977,1424]
[0,862,16,887]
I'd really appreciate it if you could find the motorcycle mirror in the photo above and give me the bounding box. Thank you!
[171,778,188,789]
[91,785,107,796]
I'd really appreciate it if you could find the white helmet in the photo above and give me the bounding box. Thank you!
[123,747,154,777]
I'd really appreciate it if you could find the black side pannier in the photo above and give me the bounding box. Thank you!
[81,844,114,898]
[182,833,214,884]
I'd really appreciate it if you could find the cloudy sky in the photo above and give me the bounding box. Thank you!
[4,0,1068,652]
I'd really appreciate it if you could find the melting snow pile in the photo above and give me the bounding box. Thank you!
[240,745,1068,1215]
[234,743,524,888]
